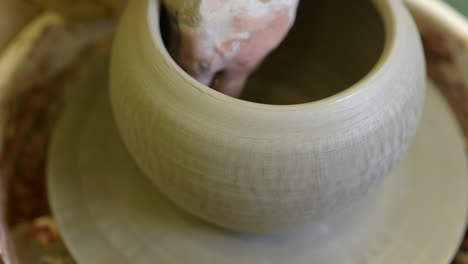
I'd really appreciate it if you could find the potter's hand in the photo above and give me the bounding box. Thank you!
[163,0,299,98]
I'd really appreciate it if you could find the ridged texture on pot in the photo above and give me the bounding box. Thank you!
[110,0,426,233]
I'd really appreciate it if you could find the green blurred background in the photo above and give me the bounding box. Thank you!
[445,0,468,16]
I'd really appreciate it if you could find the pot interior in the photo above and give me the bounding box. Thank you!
[160,0,386,105]
[242,0,386,105]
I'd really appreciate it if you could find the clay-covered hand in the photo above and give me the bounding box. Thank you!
[163,0,299,97]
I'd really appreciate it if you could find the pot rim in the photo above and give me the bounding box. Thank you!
[147,0,398,109]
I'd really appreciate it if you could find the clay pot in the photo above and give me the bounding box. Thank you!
[110,0,426,233]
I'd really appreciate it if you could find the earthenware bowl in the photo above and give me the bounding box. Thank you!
[110,0,426,233]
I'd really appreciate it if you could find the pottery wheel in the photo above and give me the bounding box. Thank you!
[48,64,468,264]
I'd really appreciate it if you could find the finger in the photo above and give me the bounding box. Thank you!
[193,71,216,86]
[211,70,249,98]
